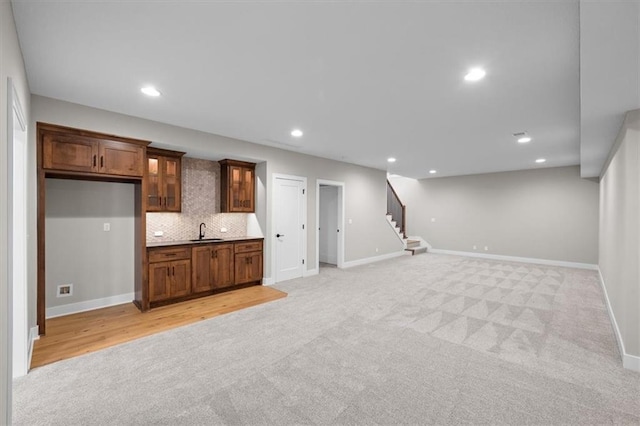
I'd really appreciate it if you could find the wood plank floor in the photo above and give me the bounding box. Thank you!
[31,286,287,369]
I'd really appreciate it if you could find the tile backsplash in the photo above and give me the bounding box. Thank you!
[146,157,247,242]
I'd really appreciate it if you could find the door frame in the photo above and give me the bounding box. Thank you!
[8,78,28,378]
[271,173,307,283]
[316,179,345,270]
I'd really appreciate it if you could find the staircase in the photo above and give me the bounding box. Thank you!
[386,180,430,255]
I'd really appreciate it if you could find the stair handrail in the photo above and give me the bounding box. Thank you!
[386,180,406,238]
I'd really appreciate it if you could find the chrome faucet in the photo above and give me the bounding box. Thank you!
[199,223,206,240]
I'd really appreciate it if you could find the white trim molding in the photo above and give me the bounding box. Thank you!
[597,268,640,372]
[27,326,39,374]
[45,292,135,319]
[316,179,346,271]
[303,268,319,278]
[428,249,598,270]
[262,277,275,286]
[342,250,406,269]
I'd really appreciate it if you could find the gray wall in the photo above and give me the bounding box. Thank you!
[390,166,599,264]
[45,179,135,312]
[30,95,403,324]
[599,110,640,360]
[1,1,31,422]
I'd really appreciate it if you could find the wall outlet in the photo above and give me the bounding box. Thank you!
[484,246,489,251]
[473,245,477,250]
[220,227,228,233]
[431,217,436,222]
[348,218,353,224]
[103,223,110,232]
[57,284,73,297]
[154,231,164,237]
[375,248,379,253]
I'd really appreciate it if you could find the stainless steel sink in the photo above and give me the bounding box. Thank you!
[189,238,224,242]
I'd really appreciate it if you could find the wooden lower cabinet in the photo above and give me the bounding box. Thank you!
[235,251,263,285]
[148,259,191,302]
[146,239,262,310]
[192,244,234,293]
[234,240,263,285]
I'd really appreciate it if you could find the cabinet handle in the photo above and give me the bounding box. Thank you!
[172,266,175,276]
[164,197,167,207]
[100,156,104,168]
[93,155,97,167]
[166,267,170,276]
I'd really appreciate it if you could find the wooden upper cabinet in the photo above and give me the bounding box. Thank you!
[220,159,256,213]
[99,140,144,177]
[39,123,149,178]
[42,134,97,173]
[146,148,184,212]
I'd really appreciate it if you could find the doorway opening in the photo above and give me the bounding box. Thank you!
[272,174,307,283]
[316,179,345,271]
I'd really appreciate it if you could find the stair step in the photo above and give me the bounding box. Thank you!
[406,239,420,248]
[405,246,428,255]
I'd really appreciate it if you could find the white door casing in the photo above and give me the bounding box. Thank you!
[8,78,28,378]
[319,186,338,264]
[316,179,345,270]
[273,175,306,283]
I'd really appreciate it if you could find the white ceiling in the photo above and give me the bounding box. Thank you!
[11,0,633,179]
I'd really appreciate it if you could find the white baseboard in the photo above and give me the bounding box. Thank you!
[342,251,406,269]
[45,292,135,319]
[428,249,598,271]
[303,268,319,278]
[27,326,39,372]
[597,268,640,373]
[262,277,275,286]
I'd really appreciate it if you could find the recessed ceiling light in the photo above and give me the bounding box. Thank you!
[535,158,546,163]
[517,136,532,143]
[387,157,396,163]
[464,68,486,82]
[140,86,161,97]
[291,129,303,137]
[429,170,437,174]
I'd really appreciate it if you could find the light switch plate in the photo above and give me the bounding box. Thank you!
[103,223,110,232]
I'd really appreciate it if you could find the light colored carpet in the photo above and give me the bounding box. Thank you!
[13,253,640,425]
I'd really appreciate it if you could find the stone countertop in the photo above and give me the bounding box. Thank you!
[147,236,263,248]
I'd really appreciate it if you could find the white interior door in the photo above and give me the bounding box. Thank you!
[319,186,338,265]
[274,176,305,282]
[9,80,28,378]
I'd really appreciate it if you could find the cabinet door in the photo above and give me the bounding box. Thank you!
[170,259,191,298]
[229,165,244,211]
[212,244,234,289]
[42,134,98,173]
[147,155,162,211]
[163,157,181,212]
[148,262,171,302]
[99,140,144,177]
[240,167,255,212]
[246,251,263,282]
[234,252,262,285]
[191,246,213,293]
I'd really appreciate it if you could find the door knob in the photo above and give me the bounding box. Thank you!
[276,233,285,238]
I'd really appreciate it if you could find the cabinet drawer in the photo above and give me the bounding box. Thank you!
[234,241,262,253]
[148,247,190,263]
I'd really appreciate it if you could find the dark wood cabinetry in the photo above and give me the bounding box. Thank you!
[146,239,262,309]
[146,147,184,212]
[220,159,255,213]
[234,240,263,285]
[147,247,191,303]
[192,243,235,293]
[42,131,145,177]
